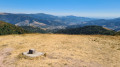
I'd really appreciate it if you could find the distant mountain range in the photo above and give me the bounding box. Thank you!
[0,13,120,31]
[0,13,96,30]
[80,18,120,31]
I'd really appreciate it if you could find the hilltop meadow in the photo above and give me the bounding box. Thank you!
[1,0,120,67]
[0,34,120,67]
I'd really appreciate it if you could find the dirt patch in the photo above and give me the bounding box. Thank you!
[0,48,15,67]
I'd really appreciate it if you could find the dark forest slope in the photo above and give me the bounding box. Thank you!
[0,21,28,35]
[56,26,115,35]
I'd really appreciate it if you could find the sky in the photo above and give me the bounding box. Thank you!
[0,0,120,18]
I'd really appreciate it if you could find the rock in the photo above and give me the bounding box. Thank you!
[28,49,35,54]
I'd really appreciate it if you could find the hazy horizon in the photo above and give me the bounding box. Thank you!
[0,12,118,19]
[0,0,120,18]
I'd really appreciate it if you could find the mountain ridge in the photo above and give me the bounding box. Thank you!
[0,12,120,31]
[0,13,96,29]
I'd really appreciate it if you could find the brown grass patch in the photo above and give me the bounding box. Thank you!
[0,34,120,67]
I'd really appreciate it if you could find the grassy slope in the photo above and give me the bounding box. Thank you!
[0,34,120,67]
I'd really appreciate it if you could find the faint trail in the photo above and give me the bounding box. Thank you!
[0,48,15,67]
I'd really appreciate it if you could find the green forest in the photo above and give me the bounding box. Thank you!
[55,26,116,35]
[0,21,28,35]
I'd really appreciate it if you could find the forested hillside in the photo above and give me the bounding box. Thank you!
[55,26,115,35]
[0,21,28,35]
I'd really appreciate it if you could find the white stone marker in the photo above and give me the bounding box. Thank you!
[22,49,45,57]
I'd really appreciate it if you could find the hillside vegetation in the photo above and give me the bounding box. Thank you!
[0,21,119,36]
[0,21,28,35]
[0,34,120,67]
[56,26,115,35]
[114,31,120,35]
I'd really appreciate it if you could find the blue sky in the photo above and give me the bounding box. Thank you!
[0,0,120,18]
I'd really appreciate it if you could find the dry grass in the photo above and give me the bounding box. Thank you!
[0,34,120,67]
